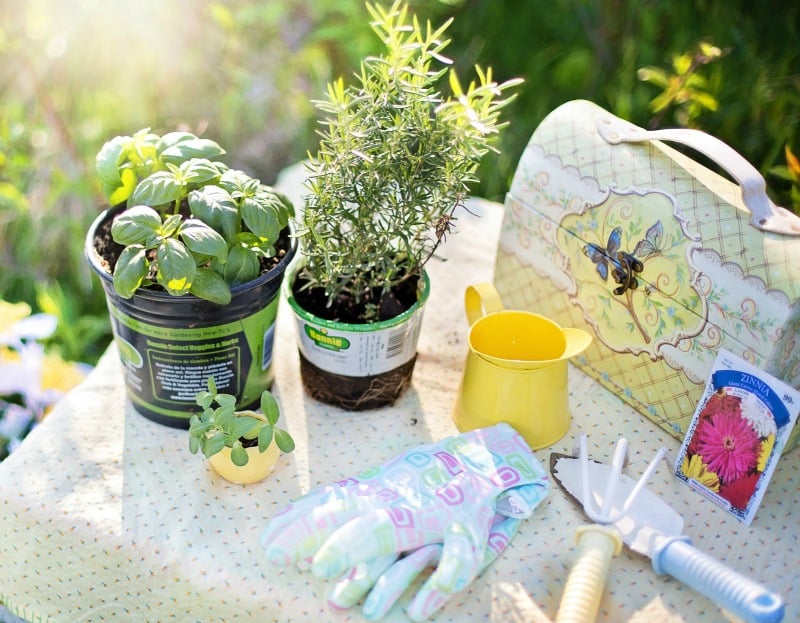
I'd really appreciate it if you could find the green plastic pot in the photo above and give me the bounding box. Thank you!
[285,268,430,410]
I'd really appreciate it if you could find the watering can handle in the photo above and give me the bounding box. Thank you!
[465,283,504,326]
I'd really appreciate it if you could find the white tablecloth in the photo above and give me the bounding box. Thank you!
[0,167,797,622]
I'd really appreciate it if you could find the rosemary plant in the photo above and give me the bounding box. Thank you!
[296,1,522,322]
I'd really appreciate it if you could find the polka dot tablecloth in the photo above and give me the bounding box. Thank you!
[0,175,797,622]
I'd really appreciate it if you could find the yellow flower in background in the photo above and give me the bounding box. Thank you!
[757,434,775,472]
[0,299,89,458]
[681,453,720,492]
[0,347,22,364]
[0,301,33,327]
[38,354,87,417]
[41,352,86,395]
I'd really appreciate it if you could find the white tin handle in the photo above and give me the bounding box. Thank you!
[597,116,800,236]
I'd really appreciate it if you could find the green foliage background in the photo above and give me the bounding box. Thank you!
[1,0,797,365]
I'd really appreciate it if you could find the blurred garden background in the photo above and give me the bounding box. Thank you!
[0,0,798,457]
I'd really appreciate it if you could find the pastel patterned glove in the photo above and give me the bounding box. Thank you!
[260,423,550,618]
[328,510,529,621]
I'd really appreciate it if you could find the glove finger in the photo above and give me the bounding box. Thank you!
[328,553,398,612]
[363,544,443,621]
[406,515,521,622]
[263,496,369,567]
[311,506,429,579]
[407,585,451,623]
[428,519,485,594]
[481,515,521,568]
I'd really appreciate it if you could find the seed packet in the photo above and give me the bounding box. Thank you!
[673,348,800,525]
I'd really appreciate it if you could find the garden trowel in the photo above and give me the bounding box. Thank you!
[550,445,785,623]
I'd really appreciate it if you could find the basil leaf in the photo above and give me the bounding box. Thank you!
[156,239,195,295]
[241,196,280,242]
[160,213,184,238]
[258,186,295,226]
[131,171,184,207]
[160,137,225,164]
[180,219,228,261]
[189,267,232,305]
[108,167,138,206]
[112,244,148,298]
[188,185,239,241]
[155,131,196,152]
[95,136,126,192]
[110,205,162,245]
[223,245,260,285]
[219,168,260,197]
[181,158,222,186]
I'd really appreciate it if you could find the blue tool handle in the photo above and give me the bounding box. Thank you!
[652,535,784,623]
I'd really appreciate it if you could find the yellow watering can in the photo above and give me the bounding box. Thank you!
[453,283,592,450]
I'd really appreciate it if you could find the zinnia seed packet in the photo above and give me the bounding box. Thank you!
[674,348,800,525]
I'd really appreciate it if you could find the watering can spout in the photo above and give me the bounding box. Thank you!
[562,327,592,360]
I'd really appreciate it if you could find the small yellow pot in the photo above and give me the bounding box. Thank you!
[207,442,280,485]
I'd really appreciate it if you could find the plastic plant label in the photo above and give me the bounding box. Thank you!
[291,306,425,377]
[108,295,279,421]
[674,348,800,525]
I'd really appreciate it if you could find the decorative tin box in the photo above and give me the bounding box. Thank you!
[494,100,800,450]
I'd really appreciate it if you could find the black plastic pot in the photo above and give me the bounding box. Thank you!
[86,205,296,428]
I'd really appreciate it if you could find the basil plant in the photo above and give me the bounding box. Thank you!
[95,129,293,305]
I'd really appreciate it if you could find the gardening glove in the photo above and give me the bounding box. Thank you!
[327,507,531,621]
[260,423,550,615]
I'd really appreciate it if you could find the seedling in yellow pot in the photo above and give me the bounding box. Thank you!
[188,377,295,484]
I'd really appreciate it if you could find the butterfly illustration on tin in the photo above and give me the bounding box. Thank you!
[583,225,651,295]
[583,227,619,282]
[632,220,665,261]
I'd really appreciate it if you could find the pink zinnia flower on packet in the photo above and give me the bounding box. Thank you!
[694,413,761,483]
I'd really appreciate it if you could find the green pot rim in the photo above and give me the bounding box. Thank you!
[285,269,431,332]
